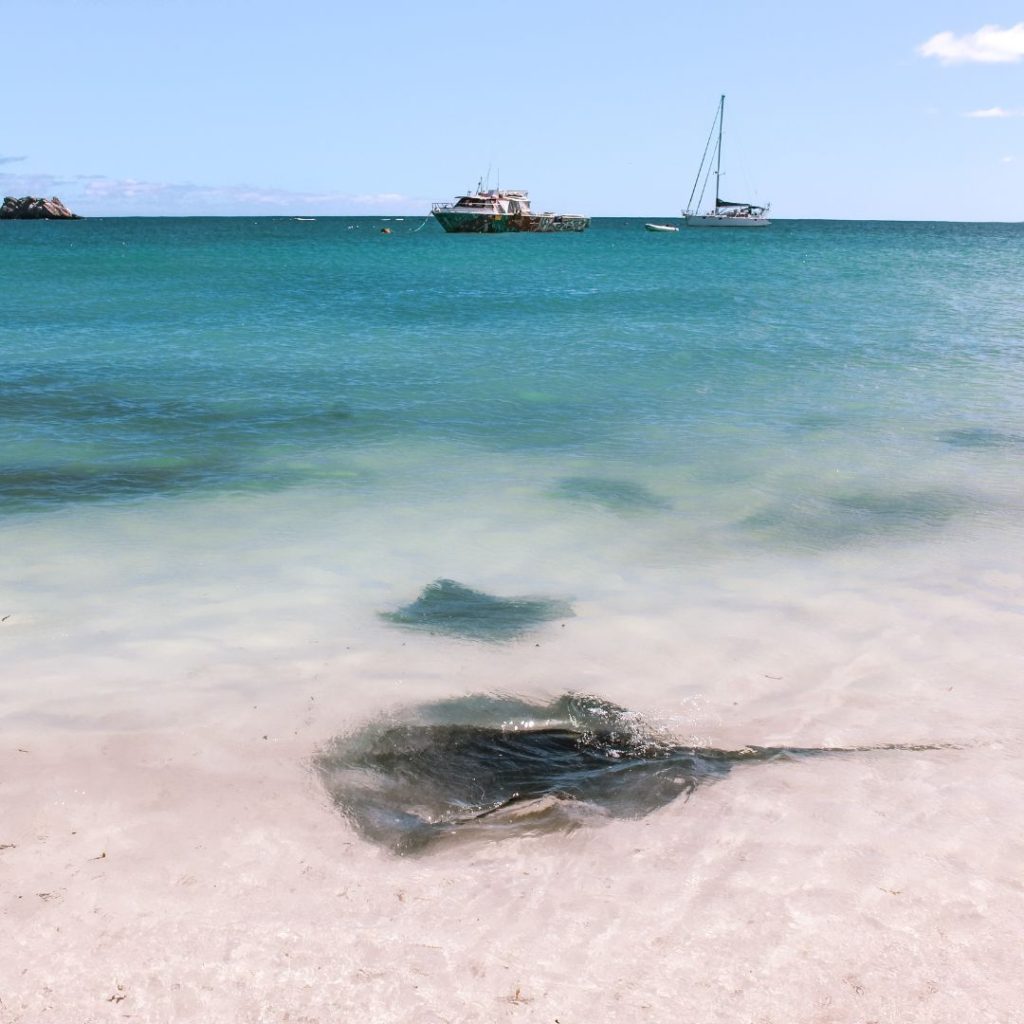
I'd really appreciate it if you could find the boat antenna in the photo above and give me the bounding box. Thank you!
[714,94,724,210]
[686,96,722,214]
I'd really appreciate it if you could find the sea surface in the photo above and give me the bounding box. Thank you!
[2,216,1023,1020]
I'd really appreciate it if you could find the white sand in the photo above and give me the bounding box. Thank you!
[2,721,1020,1022]
[2,493,1023,1022]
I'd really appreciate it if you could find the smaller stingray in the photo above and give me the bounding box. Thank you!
[380,579,573,642]
[314,693,947,854]
[553,476,672,514]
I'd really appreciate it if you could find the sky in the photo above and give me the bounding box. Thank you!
[2,0,1023,219]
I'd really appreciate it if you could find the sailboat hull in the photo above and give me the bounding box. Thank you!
[684,214,770,228]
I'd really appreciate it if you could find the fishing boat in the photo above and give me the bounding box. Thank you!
[644,222,679,232]
[432,184,589,233]
[684,96,769,228]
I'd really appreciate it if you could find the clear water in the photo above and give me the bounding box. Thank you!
[4,217,1022,511]
[1,216,1023,727]
[4,216,1024,1022]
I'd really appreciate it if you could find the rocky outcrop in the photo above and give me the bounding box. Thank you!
[0,195,81,219]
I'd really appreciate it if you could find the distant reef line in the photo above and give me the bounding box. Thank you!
[1,195,82,219]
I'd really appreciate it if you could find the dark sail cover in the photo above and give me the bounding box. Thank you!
[715,198,766,213]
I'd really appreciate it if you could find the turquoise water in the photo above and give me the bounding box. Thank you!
[2,215,1024,732]
[3,217,1022,543]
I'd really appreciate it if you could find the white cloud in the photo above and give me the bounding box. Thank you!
[0,170,426,215]
[0,170,70,196]
[919,23,1024,63]
[965,107,1024,118]
[0,155,26,165]
[351,192,412,207]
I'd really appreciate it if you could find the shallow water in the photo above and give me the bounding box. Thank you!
[1,217,1023,1021]
[2,217,1022,727]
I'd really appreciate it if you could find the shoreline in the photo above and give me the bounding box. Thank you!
[2,715,1019,1023]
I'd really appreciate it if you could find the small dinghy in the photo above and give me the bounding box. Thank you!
[644,222,679,232]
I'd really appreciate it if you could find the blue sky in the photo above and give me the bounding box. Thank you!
[2,0,1022,219]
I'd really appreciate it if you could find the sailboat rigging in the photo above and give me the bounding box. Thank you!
[684,95,770,228]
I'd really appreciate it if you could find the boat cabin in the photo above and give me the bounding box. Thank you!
[446,190,532,216]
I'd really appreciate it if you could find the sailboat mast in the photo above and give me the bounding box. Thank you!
[714,94,724,209]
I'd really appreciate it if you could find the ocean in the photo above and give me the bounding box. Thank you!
[2,216,1022,1022]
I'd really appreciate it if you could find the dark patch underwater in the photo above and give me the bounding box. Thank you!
[740,488,974,548]
[938,427,1024,449]
[552,476,672,513]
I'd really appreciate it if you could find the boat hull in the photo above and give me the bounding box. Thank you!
[644,223,679,232]
[432,211,590,233]
[683,214,770,228]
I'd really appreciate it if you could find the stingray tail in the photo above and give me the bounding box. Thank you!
[693,741,959,764]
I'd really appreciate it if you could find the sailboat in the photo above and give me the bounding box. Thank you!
[684,95,769,228]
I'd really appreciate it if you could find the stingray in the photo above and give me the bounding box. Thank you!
[379,579,573,642]
[314,693,947,854]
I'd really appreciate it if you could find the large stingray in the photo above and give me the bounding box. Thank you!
[314,694,946,854]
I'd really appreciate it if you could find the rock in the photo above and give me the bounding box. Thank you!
[0,195,81,219]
